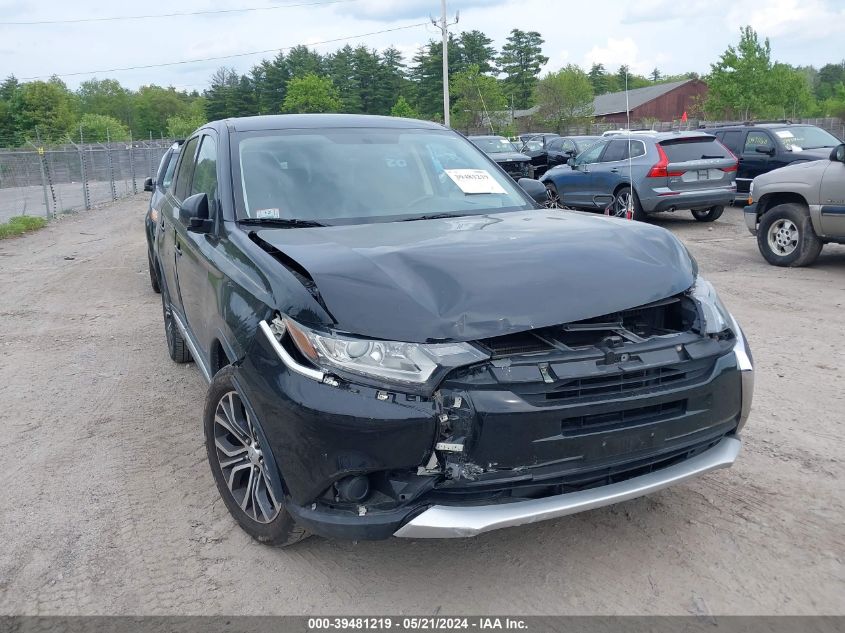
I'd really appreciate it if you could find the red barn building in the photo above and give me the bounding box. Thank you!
[593,79,708,124]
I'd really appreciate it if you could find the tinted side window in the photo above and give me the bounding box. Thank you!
[602,139,644,162]
[744,131,773,153]
[173,136,199,201]
[191,135,218,205]
[577,140,608,164]
[561,139,576,153]
[162,151,180,190]
[546,139,563,151]
[721,131,743,154]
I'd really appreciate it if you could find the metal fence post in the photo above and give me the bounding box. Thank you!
[105,132,117,202]
[129,133,137,195]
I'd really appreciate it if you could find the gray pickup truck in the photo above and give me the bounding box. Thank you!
[744,143,845,266]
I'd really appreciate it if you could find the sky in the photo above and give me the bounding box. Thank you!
[0,0,842,91]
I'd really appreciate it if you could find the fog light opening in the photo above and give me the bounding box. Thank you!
[336,475,371,503]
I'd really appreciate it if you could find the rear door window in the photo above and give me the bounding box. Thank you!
[661,138,731,162]
[601,139,646,162]
[576,140,608,164]
[720,131,743,154]
[173,136,199,201]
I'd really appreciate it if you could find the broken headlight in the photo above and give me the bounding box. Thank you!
[689,277,732,335]
[282,317,489,386]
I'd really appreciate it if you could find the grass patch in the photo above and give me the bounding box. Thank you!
[0,215,47,239]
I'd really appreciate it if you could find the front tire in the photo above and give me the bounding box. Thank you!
[691,206,724,222]
[204,366,308,546]
[757,203,823,267]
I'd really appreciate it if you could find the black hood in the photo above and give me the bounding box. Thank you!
[489,151,531,162]
[255,211,696,343]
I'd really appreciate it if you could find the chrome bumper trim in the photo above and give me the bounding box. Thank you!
[731,315,754,431]
[258,320,326,382]
[394,437,741,539]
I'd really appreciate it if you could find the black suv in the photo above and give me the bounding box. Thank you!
[701,122,842,196]
[153,114,753,545]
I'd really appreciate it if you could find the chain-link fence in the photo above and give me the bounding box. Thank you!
[0,139,176,223]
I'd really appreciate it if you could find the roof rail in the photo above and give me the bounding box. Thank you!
[702,119,795,129]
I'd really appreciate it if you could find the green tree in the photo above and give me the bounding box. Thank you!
[77,113,130,142]
[327,45,362,113]
[15,77,77,143]
[650,68,662,83]
[450,64,507,133]
[283,74,342,113]
[132,85,192,138]
[76,78,133,127]
[456,30,498,75]
[705,26,773,119]
[251,53,290,115]
[410,37,461,119]
[816,61,845,99]
[390,96,418,118]
[499,29,548,109]
[167,98,206,137]
[285,45,324,79]
[535,65,594,134]
[0,75,21,146]
[587,63,611,95]
[770,63,813,119]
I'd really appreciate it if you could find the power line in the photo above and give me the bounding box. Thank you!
[0,0,360,26]
[20,22,429,80]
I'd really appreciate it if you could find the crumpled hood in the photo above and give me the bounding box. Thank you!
[488,151,531,163]
[255,210,696,343]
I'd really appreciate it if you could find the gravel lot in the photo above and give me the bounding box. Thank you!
[0,195,842,615]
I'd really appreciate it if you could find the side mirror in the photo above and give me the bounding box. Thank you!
[144,177,155,192]
[518,178,548,205]
[755,146,775,156]
[179,192,213,233]
[830,143,845,163]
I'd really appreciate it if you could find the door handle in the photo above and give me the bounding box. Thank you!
[175,241,183,257]
[610,168,620,173]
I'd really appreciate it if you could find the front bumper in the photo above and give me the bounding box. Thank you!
[395,436,741,538]
[642,186,736,213]
[744,203,759,235]
[236,318,753,541]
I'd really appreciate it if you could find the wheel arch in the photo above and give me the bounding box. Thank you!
[757,192,809,217]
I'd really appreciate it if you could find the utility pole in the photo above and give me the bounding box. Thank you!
[432,0,458,127]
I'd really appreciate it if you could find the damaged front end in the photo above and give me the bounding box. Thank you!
[234,281,752,540]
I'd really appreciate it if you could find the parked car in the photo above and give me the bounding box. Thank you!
[602,129,658,137]
[744,142,845,266]
[538,135,602,174]
[519,133,561,176]
[468,135,533,180]
[701,122,842,197]
[154,114,752,545]
[541,132,738,222]
[144,140,183,293]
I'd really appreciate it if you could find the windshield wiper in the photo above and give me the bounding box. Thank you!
[238,217,326,228]
[399,212,470,222]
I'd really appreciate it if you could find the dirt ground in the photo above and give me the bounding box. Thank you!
[0,195,842,615]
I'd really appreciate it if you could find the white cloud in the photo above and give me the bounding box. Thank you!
[337,0,508,21]
[583,38,654,76]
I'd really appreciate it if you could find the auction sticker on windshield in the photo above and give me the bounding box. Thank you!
[445,169,508,194]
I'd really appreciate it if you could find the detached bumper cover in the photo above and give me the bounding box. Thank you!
[394,436,741,538]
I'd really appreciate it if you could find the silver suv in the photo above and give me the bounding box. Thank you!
[540,132,738,222]
[744,143,845,266]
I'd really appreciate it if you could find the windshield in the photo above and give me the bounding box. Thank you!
[472,137,519,154]
[774,126,840,151]
[233,128,533,224]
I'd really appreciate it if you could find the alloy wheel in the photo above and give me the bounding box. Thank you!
[614,191,633,218]
[545,186,561,208]
[212,391,282,524]
[767,218,799,256]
